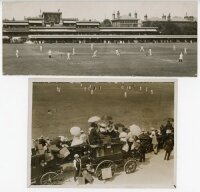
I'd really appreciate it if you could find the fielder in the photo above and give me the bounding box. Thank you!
[148,49,152,56]
[91,43,94,51]
[92,50,98,58]
[40,45,43,52]
[173,45,176,51]
[179,52,183,62]
[67,52,71,60]
[124,91,127,98]
[116,49,120,56]
[140,46,145,52]
[184,47,187,55]
[72,47,75,55]
[16,49,19,58]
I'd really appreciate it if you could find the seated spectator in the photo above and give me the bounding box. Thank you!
[80,130,88,143]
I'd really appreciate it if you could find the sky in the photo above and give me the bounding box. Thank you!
[3,1,197,21]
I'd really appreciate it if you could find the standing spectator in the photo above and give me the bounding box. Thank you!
[150,129,158,154]
[139,140,146,162]
[163,134,174,160]
[73,154,81,182]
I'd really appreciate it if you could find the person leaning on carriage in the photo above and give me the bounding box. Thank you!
[88,122,101,145]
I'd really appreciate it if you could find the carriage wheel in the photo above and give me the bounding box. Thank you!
[95,160,116,180]
[40,172,58,185]
[124,159,137,174]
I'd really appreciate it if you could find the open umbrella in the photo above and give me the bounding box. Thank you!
[129,124,141,136]
[101,115,113,121]
[88,116,101,123]
[70,126,81,136]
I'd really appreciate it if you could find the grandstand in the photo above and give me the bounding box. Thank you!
[3,11,197,43]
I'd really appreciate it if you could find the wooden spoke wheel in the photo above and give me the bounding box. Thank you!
[40,172,58,185]
[95,160,116,180]
[124,159,137,174]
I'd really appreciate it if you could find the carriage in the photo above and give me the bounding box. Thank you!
[81,142,137,180]
[31,141,137,185]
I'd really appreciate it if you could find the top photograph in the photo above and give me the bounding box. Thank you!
[2,1,197,76]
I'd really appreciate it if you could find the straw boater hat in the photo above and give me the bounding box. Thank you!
[74,154,79,158]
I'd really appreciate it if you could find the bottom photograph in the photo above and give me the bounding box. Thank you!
[28,80,176,188]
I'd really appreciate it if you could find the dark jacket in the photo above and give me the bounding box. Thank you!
[89,128,101,145]
[163,137,174,152]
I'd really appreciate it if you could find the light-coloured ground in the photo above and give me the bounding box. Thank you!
[62,150,175,188]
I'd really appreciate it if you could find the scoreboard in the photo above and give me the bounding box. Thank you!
[42,12,62,25]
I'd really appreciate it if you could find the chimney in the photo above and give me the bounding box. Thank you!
[117,10,120,19]
[167,13,171,21]
[129,13,131,17]
[162,14,166,21]
[112,13,115,20]
[135,12,137,19]
[144,14,148,21]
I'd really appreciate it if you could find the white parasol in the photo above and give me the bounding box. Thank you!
[129,124,142,136]
[70,126,81,137]
[88,116,101,123]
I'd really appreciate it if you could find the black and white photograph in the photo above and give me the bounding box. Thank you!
[28,79,176,187]
[2,1,197,76]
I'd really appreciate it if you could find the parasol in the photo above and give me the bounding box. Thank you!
[70,126,81,136]
[129,124,142,136]
[88,116,101,123]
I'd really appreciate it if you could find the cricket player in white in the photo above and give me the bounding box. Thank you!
[124,92,127,98]
[48,50,52,58]
[116,49,120,56]
[92,50,97,58]
[140,46,144,52]
[40,45,43,52]
[72,47,75,55]
[179,52,183,62]
[184,47,187,55]
[173,45,176,51]
[91,43,94,51]
[67,52,71,60]
[16,49,19,58]
[148,49,152,56]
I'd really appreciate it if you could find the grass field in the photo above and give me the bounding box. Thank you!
[3,43,197,76]
[32,82,174,139]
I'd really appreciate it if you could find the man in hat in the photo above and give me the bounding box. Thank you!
[88,122,101,145]
[163,132,174,160]
[73,154,81,181]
